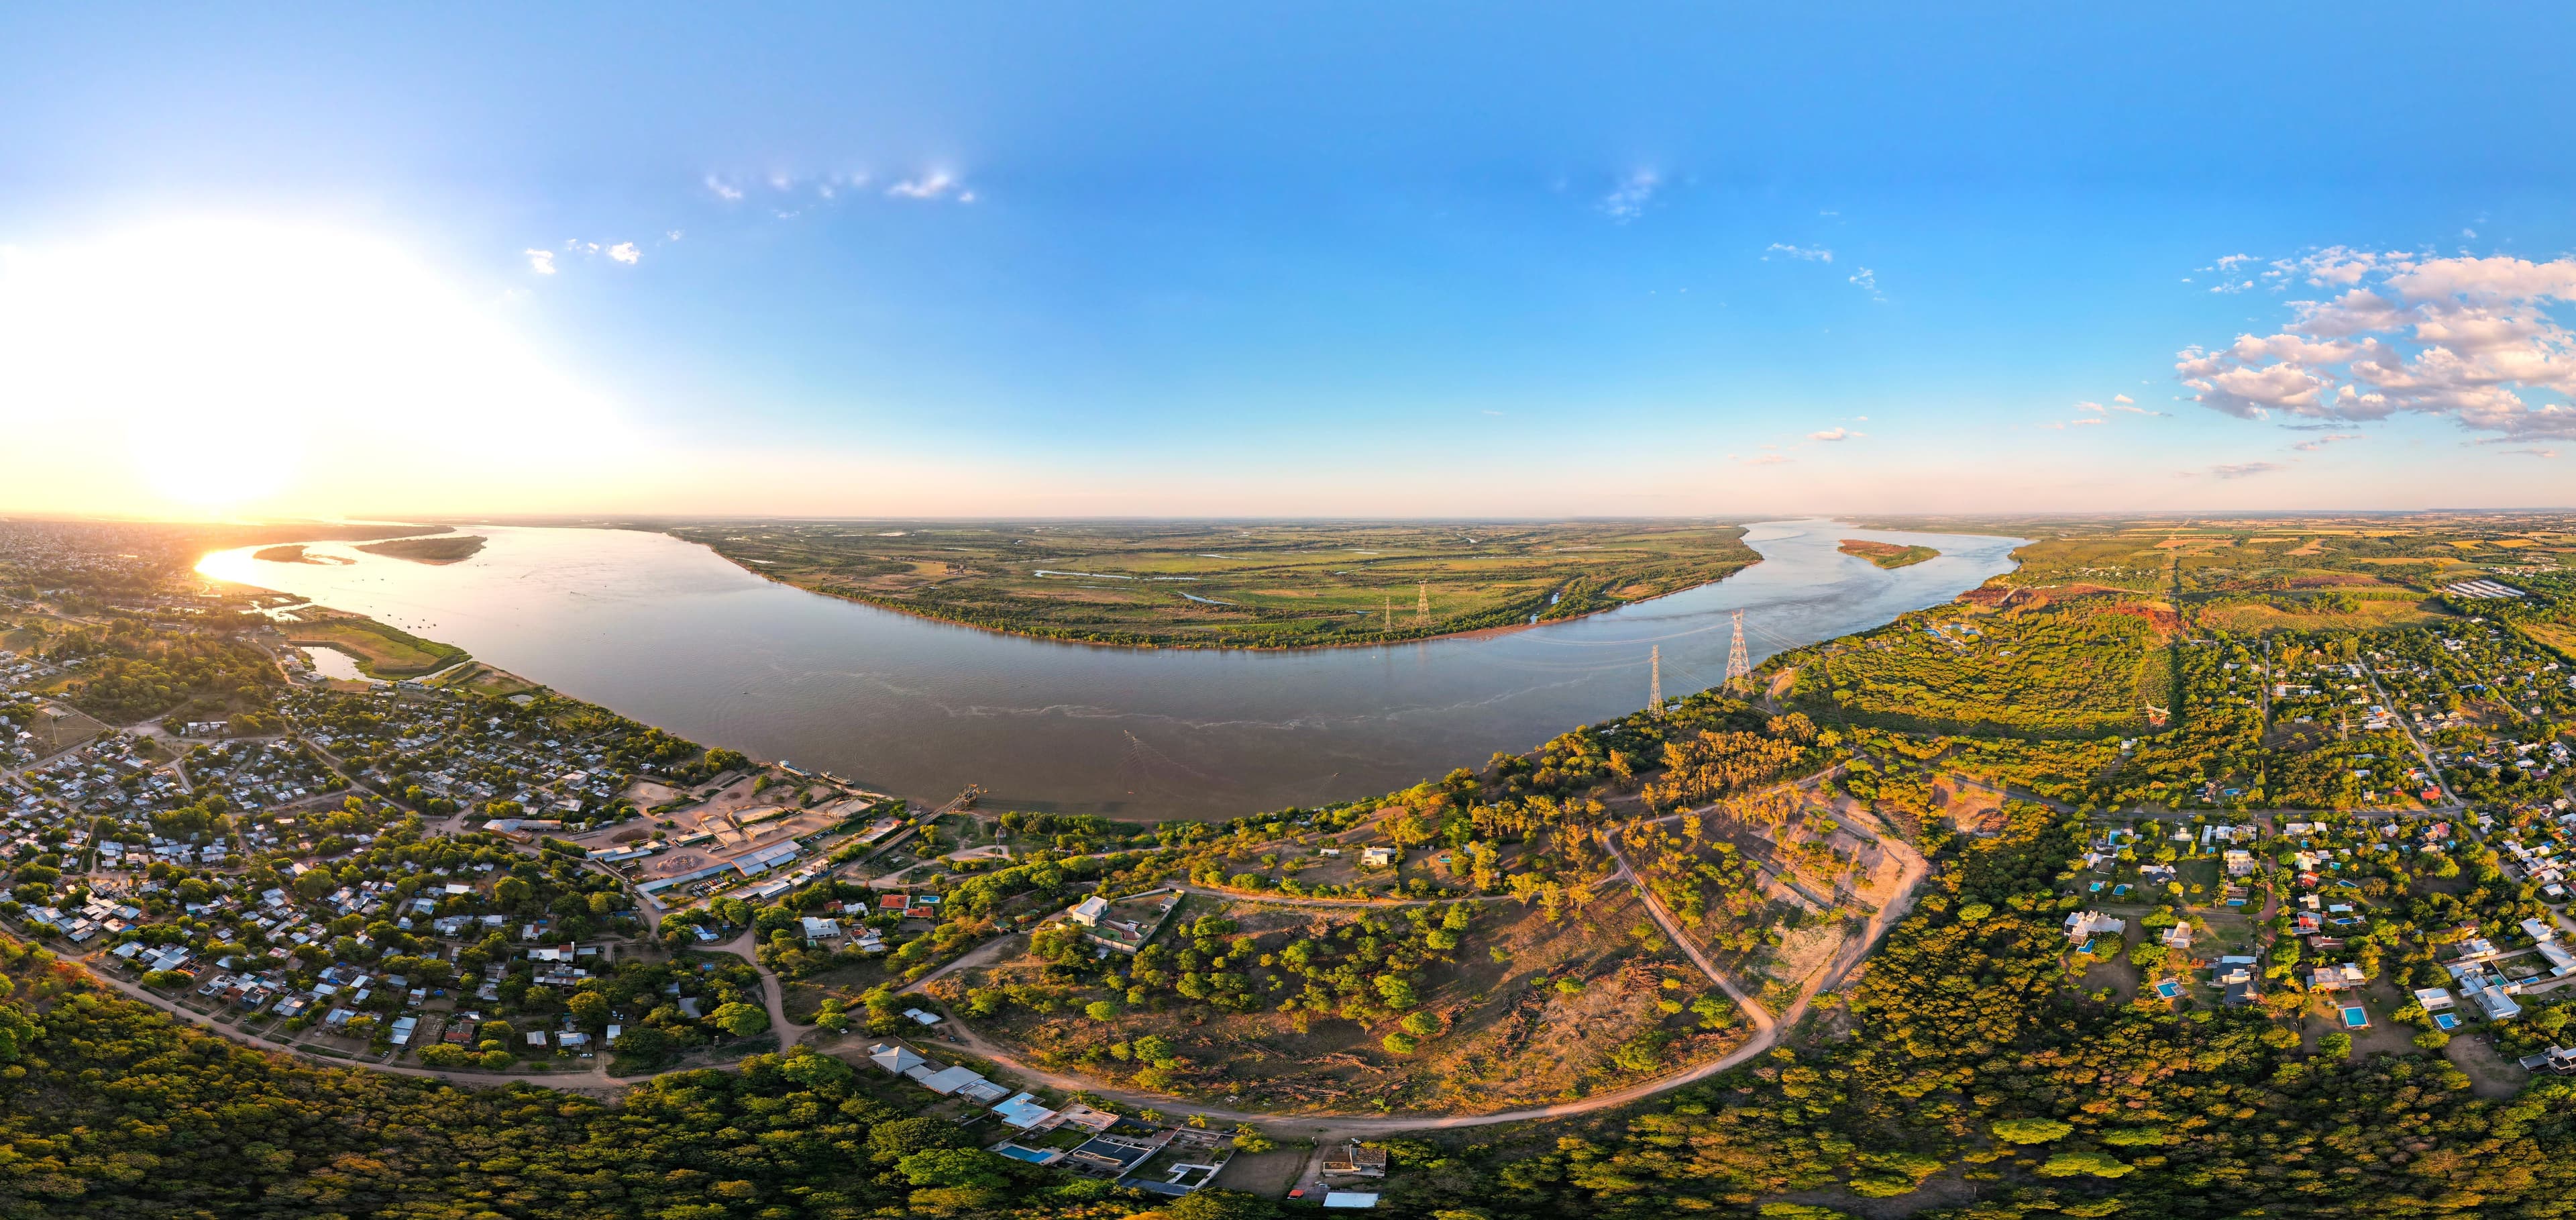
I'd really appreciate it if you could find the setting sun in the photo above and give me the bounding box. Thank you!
[0,218,627,515]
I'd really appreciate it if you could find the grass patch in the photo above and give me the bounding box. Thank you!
[285,618,468,678]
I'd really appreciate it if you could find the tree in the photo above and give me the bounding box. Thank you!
[1085,999,1122,1021]
[2035,1150,2135,1178]
[893,1147,1009,1189]
[709,1001,769,1037]
[1159,1190,1282,1220]
[869,1116,973,1162]
[1992,1117,2074,1144]
[778,1048,851,1088]
[612,1025,672,1061]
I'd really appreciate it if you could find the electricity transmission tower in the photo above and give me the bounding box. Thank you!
[1648,645,1663,715]
[1383,594,1393,632]
[1724,610,1752,686]
[1417,580,1429,621]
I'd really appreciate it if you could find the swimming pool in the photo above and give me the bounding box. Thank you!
[2341,1005,2369,1029]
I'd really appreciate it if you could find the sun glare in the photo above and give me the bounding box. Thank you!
[0,218,627,515]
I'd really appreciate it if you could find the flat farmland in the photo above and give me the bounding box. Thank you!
[669,519,1758,648]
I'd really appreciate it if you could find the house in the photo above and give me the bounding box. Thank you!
[799,915,841,941]
[2414,986,2457,1011]
[2160,924,2194,951]
[2518,1046,2576,1075]
[916,1065,994,1096]
[991,1091,1058,1129]
[1068,896,1110,928]
[2473,983,2522,1022]
[902,1007,944,1027]
[2523,917,2559,944]
[2063,911,2125,945]
[2308,964,2365,991]
[2223,849,2255,877]
[1359,846,1396,868]
[1320,1141,1389,1178]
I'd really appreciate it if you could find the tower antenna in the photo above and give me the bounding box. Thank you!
[1725,609,1752,687]
[1649,645,1663,715]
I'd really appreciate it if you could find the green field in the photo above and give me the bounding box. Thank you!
[286,617,468,677]
[670,519,1761,648]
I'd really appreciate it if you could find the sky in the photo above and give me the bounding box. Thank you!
[3,4,2574,520]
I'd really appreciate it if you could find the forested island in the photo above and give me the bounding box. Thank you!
[669,519,1764,648]
[356,534,487,564]
[1839,538,1940,569]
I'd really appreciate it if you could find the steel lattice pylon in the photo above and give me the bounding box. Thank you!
[1725,609,1751,685]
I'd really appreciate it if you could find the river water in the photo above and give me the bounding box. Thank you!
[199,519,2019,820]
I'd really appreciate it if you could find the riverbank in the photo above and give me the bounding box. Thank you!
[196,520,2024,821]
[704,549,1768,653]
[672,519,1766,651]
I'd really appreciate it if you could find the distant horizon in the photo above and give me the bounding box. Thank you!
[13,506,2576,531]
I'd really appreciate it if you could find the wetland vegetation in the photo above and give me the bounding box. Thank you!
[670,519,1763,648]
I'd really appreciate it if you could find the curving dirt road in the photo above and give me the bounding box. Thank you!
[885,789,1929,1199]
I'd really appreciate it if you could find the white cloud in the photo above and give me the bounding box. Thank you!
[705,175,745,202]
[606,242,640,265]
[665,230,684,242]
[2216,254,2255,271]
[2112,394,2134,405]
[1738,453,1791,465]
[1808,426,1862,442]
[2035,421,2066,430]
[2076,401,2105,413]
[2496,446,2558,458]
[2204,461,2290,479]
[888,170,966,201]
[2175,250,2576,440]
[1848,267,1882,300]
[523,250,556,275]
[2290,432,2363,451]
[1763,243,1833,263]
[1599,170,1659,223]
[2210,279,2254,294]
[2068,417,2106,427]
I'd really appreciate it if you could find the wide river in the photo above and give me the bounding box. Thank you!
[199,519,2020,821]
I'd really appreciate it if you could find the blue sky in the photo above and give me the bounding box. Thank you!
[5,5,2573,517]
